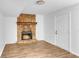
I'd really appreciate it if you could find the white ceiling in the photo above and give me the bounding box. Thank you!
[0,0,79,16]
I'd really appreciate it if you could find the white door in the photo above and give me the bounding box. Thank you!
[56,14,70,51]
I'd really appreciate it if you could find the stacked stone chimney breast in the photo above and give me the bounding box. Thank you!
[17,13,37,44]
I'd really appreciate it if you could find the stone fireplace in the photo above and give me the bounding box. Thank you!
[17,14,37,44]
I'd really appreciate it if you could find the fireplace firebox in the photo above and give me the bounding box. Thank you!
[22,31,32,40]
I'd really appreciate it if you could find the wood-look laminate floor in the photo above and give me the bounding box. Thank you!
[1,41,78,58]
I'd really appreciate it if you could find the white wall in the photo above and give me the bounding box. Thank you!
[4,17,17,44]
[36,15,44,40]
[0,13,5,56]
[44,4,79,56]
[44,14,55,44]
[70,4,79,56]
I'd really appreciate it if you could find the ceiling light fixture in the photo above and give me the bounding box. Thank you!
[36,0,45,5]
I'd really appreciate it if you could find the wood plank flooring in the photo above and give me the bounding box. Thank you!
[1,41,78,58]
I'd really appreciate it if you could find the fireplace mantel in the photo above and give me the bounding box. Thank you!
[17,22,37,25]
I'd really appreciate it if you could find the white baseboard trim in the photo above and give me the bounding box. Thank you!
[0,44,5,56]
[44,40,56,46]
[70,51,79,56]
[44,40,79,56]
